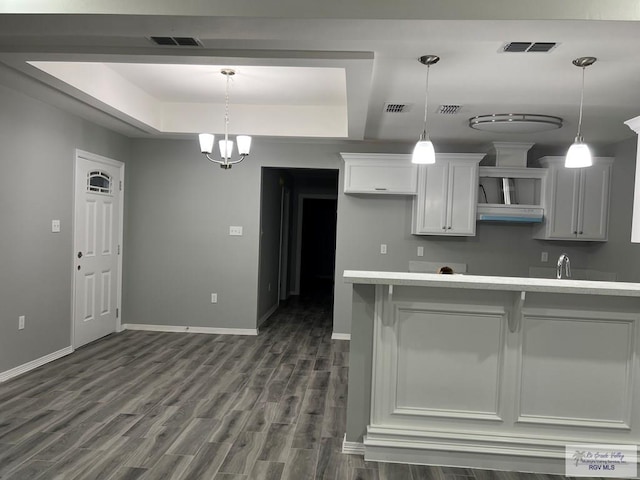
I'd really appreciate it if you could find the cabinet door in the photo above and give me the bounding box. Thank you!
[412,163,448,234]
[577,164,611,240]
[344,161,417,194]
[447,161,478,235]
[547,168,580,239]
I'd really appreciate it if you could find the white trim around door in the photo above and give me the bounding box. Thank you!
[72,149,125,349]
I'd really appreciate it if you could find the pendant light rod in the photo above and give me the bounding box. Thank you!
[418,55,440,141]
[572,56,596,140]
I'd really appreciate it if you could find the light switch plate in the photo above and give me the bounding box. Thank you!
[51,220,61,233]
[380,244,387,255]
[229,226,243,236]
[541,251,548,262]
[417,246,424,257]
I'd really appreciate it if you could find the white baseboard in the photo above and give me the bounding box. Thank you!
[332,332,351,340]
[122,324,258,336]
[342,433,365,455]
[258,303,279,327]
[0,346,73,383]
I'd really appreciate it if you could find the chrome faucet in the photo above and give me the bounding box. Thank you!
[557,253,571,279]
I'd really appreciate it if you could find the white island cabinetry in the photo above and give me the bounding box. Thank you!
[534,156,613,241]
[344,271,640,475]
[411,153,484,236]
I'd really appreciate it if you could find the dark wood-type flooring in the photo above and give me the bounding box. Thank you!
[0,295,588,480]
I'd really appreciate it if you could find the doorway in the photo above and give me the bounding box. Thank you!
[257,168,338,325]
[72,150,124,348]
[299,197,337,298]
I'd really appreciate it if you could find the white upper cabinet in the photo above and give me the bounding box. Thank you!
[412,153,484,236]
[534,156,614,241]
[341,153,417,195]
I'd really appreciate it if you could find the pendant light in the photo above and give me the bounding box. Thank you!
[565,57,596,168]
[199,68,252,170]
[412,55,440,165]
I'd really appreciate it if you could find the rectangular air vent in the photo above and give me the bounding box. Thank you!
[149,36,202,47]
[384,103,412,113]
[437,105,462,115]
[503,42,557,53]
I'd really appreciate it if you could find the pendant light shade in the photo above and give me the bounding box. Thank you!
[565,136,592,168]
[412,138,436,165]
[565,57,596,168]
[199,133,215,154]
[412,55,440,165]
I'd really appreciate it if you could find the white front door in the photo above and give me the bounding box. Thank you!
[73,151,123,348]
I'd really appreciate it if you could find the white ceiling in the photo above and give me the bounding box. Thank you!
[1,2,640,151]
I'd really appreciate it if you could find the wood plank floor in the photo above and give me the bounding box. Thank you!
[0,294,582,480]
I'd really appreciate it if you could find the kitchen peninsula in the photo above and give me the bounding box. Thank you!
[343,270,640,474]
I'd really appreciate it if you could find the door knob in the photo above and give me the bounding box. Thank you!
[77,251,83,259]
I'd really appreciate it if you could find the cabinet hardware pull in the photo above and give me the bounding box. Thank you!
[374,187,387,191]
[579,231,583,234]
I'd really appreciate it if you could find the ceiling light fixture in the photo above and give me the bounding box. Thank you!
[468,113,563,133]
[199,69,251,170]
[412,55,440,165]
[565,56,596,168]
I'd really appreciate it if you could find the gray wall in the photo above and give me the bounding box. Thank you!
[588,136,640,279]
[0,80,129,374]
[123,139,346,330]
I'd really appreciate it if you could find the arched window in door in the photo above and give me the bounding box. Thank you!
[87,170,112,195]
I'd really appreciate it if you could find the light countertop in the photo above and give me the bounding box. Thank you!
[343,270,640,297]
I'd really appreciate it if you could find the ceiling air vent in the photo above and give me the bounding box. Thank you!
[149,36,202,47]
[503,42,557,53]
[437,105,461,115]
[384,103,412,113]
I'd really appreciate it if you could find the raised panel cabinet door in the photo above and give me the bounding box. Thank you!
[547,168,580,239]
[447,161,479,235]
[412,163,448,234]
[578,163,611,240]
[74,157,121,347]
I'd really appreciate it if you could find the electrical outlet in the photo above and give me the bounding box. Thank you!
[51,220,61,233]
[211,293,218,303]
[18,315,25,330]
[417,246,424,257]
[541,251,548,262]
[229,226,243,236]
[380,244,387,255]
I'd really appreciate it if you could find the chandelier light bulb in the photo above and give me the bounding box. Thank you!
[199,133,214,154]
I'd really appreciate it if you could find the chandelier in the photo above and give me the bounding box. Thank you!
[199,68,251,169]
